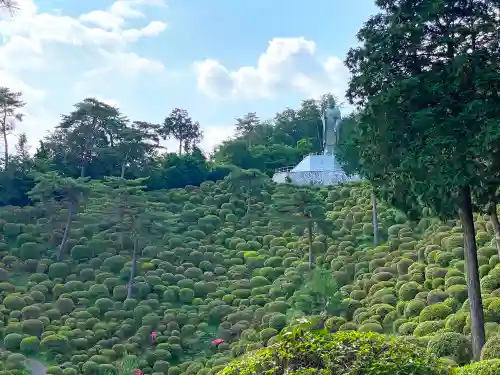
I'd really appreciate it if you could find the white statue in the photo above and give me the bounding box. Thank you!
[321,98,341,155]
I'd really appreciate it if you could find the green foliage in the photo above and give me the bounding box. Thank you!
[162,108,202,155]
[213,98,332,175]
[427,332,472,366]
[454,360,500,375]
[4,334,23,351]
[0,156,496,374]
[290,267,342,316]
[342,0,500,360]
[218,330,446,375]
[19,336,40,355]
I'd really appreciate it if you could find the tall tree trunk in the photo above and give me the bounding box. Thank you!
[245,196,252,221]
[120,161,126,178]
[307,220,314,269]
[80,165,85,178]
[178,138,182,155]
[1,106,7,170]
[490,202,500,259]
[127,235,139,299]
[2,130,7,170]
[459,185,485,360]
[371,190,379,246]
[58,203,74,260]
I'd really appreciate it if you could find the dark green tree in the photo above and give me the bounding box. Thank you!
[472,128,500,257]
[336,114,379,246]
[162,108,203,155]
[28,172,90,260]
[146,149,209,190]
[0,87,25,169]
[53,98,124,177]
[94,177,167,298]
[234,112,260,147]
[269,186,332,269]
[114,121,162,178]
[296,138,314,156]
[345,0,500,359]
[224,168,270,223]
[290,267,342,317]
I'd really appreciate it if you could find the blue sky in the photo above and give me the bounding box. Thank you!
[0,0,378,153]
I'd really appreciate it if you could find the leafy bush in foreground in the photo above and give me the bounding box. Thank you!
[218,330,447,375]
[453,359,500,375]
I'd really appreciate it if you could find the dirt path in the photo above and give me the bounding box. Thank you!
[28,358,47,375]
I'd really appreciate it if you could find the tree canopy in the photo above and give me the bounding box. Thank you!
[339,0,500,360]
[0,88,342,207]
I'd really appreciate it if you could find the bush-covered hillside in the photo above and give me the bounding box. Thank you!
[0,175,499,375]
[2,0,500,373]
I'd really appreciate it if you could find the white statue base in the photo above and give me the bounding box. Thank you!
[272,153,360,187]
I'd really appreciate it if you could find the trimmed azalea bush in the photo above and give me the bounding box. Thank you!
[0,179,498,374]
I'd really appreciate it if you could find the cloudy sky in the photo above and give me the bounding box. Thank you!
[0,0,378,154]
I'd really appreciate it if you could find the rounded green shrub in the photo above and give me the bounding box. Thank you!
[419,303,452,322]
[481,333,500,360]
[40,334,71,354]
[398,281,421,301]
[20,336,41,354]
[268,314,287,330]
[445,312,468,333]
[398,322,418,336]
[404,299,426,318]
[4,295,27,310]
[358,322,383,333]
[19,242,41,261]
[413,321,445,337]
[21,319,44,336]
[48,262,70,279]
[4,333,23,350]
[427,332,472,365]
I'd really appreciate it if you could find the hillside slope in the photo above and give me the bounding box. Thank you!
[0,180,498,374]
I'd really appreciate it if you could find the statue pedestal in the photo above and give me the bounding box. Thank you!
[272,154,360,187]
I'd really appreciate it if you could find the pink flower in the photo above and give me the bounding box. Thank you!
[212,338,225,345]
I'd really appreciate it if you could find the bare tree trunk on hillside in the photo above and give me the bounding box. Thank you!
[489,202,500,259]
[371,190,379,246]
[459,185,485,361]
[243,196,253,226]
[307,220,314,269]
[59,203,75,260]
[120,161,127,178]
[127,236,139,299]
[245,197,251,217]
[1,107,9,170]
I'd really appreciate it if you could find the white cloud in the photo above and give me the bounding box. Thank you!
[84,50,164,79]
[0,0,167,150]
[200,124,235,153]
[193,37,350,101]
